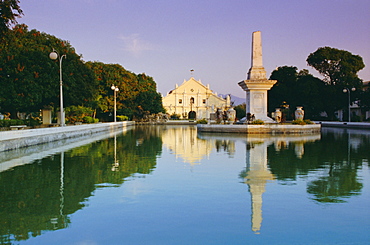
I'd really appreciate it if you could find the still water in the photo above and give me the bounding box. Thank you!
[0,126,369,245]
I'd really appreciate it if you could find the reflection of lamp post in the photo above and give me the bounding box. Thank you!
[112,135,119,171]
[111,85,119,122]
[49,50,66,127]
[50,151,66,229]
[343,87,356,122]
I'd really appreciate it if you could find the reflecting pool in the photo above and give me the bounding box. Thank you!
[1,126,369,244]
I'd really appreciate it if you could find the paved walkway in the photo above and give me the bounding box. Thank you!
[315,121,370,129]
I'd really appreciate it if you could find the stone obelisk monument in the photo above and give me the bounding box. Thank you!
[238,31,277,122]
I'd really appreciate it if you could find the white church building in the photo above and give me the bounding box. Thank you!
[162,77,231,120]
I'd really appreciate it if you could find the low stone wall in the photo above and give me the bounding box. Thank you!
[316,121,370,129]
[0,122,135,152]
[197,123,321,134]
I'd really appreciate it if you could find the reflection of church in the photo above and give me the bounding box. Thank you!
[162,126,237,165]
[162,77,231,120]
[161,126,214,165]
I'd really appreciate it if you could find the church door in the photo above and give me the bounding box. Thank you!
[188,111,196,120]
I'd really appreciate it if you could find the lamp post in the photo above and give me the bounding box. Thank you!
[111,85,119,122]
[49,50,66,126]
[343,87,356,122]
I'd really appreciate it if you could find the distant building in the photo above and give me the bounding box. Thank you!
[335,80,370,121]
[162,77,231,120]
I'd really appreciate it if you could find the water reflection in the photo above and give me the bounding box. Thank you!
[199,133,321,234]
[305,128,368,203]
[0,126,369,244]
[161,126,213,165]
[0,126,162,244]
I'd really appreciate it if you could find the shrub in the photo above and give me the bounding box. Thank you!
[65,105,94,124]
[196,119,208,124]
[83,116,99,123]
[304,119,314,124]
[117,115,129,121]
[251,119,264,125]
[170,113,181,120]
[292,119,306,125]
[0,119,27,127]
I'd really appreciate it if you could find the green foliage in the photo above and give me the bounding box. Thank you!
[269,66,327,120]
[116,115,128,121]
[0,119,23,127]
[83,116,99,123]
[306,47,365,120]
[65,105,94,124]
[251,119,264,125]
[170,113,181,120]
[0,0,23,35]
[271,46,366,121]
[0,24,161,121]
[0,24,98,118]
[86,62,163,121]
[292,119,304,125]
[234,103,246,119]
[0,117,40,127]
[196,118,208,124]
[0,126,162,241]
[304,119,314,124]
[307,47,364,87]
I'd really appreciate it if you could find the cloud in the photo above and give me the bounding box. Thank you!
[119,34,155,57]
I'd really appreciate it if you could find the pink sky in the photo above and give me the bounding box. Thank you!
[19,0,370,98]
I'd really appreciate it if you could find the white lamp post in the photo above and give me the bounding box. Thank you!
[111,85,119,122]
[49,50,66,126]
[343,87,356,122]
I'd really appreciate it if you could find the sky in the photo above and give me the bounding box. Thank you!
[19,0,370,98]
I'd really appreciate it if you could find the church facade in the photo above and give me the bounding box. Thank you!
[162,77,231,120]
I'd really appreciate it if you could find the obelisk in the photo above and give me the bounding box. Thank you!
[248,31,266,80]
[238,31,277,122]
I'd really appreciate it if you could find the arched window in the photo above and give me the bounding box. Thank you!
[190,97,194,104]
[179,99,182,104]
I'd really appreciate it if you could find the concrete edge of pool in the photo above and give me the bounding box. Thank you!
[197,123,322,134]
[0,121,135,152]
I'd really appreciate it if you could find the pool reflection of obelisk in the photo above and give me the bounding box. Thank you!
[244,141,275,234]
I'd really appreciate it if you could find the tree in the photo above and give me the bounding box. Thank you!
[234,103,246,119]
[86,62,164,121]
[294,70,327,119]
[307,47,364,87]
[269,66,327,120]
[306,47,365,119]
[0,0,23,35]
[134,73,164,118]
[268,66,298,113]
[0,24,97,118]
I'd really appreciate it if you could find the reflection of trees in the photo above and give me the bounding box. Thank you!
[0,126,162,244]
[268,130,368,203]
[0,155,71,244]
[307,168,362,203]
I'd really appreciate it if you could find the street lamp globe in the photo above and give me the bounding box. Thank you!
[111,85,119,92]
[49,51,58,60]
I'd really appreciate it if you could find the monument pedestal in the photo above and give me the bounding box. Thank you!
[238,31,277,122]
[238,79,276,122]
